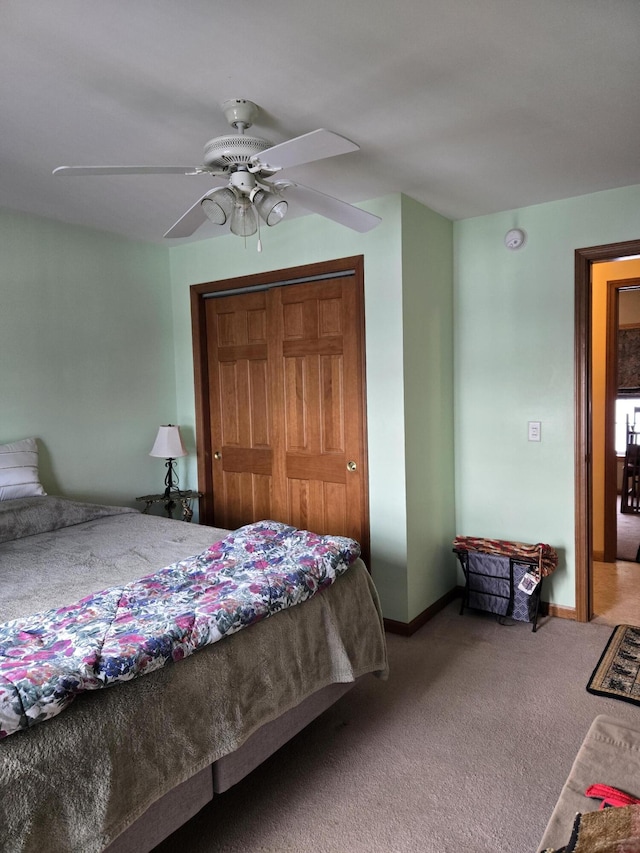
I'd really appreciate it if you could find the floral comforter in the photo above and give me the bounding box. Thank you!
[0,520,360,739]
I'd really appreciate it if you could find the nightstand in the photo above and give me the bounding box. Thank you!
[135,489,203,522]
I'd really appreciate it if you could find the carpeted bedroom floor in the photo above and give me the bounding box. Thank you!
[152,602,640,853]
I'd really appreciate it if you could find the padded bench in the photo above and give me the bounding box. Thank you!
[537,714,640,851]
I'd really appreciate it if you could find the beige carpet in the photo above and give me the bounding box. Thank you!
[152,602,640,853]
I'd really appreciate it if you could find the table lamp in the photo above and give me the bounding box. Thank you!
[149,425,187,498]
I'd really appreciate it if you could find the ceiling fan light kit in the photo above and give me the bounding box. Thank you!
[52,98,381,245]
[200,179,288,233]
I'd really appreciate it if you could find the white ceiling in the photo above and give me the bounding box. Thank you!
[2,0,640,244]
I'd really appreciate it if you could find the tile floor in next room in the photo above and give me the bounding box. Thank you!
[593,558,640,626]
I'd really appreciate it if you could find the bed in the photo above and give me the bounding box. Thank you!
[0,495,388,853]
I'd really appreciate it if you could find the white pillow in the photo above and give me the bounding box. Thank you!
[0,438,47,501]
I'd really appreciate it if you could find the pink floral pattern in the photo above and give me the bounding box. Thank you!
[0,520,360,739]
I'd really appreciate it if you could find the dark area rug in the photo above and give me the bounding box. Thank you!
[587,625,640,705]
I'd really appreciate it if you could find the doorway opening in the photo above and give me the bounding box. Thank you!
[575,238,640,623]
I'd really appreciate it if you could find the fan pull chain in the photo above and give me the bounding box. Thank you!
[256,212,263,252]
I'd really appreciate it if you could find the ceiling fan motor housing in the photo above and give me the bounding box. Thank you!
[202,135,273,172]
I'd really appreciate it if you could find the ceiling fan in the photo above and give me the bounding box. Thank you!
[53,98,381,242]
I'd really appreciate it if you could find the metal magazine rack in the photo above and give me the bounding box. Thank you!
[452,536,558,632]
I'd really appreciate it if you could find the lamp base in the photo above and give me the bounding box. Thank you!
[162,458,181,518]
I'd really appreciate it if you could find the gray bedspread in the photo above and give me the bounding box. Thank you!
[0,497,388,853]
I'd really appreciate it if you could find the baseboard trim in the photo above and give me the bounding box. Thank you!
[543,602,576,620]
[384,587,462,636]
[383,587,577,633]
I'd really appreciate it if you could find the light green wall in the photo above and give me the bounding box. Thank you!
[454,183,640,608]
[401,195,456,620]
[0,208,175,506]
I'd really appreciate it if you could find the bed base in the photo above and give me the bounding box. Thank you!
[105,680,357,853]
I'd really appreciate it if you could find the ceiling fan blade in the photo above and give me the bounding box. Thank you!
[279,182,381,233]
[251,129,359,172]
[163,190,220,239]
[53,165,202,176]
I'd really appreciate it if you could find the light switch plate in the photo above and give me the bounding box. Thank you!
[528,421,541,442]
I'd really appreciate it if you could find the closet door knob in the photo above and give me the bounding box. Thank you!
[214,451,222,460]
[347,460,357,472]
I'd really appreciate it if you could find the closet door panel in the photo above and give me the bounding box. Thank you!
[206,292,274,527]
[275,279,364,542]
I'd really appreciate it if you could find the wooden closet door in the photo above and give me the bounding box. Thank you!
[205,291,274,530]
[200,263,368,555]
[271,278,366,542]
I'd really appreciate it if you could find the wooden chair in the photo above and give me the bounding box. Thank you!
[625,409,640,446]
[621,440,640,513]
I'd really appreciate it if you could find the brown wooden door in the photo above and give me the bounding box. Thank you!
[200,265,368,555]
[205,290,275,530]
[274,278,365,541]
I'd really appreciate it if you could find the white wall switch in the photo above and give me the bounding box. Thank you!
[528,421,541,442]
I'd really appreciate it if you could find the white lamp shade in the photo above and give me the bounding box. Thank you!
[253,189,288,226]
[201,188,235,225]
[230,198,258,237]
[149,425,187,459]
